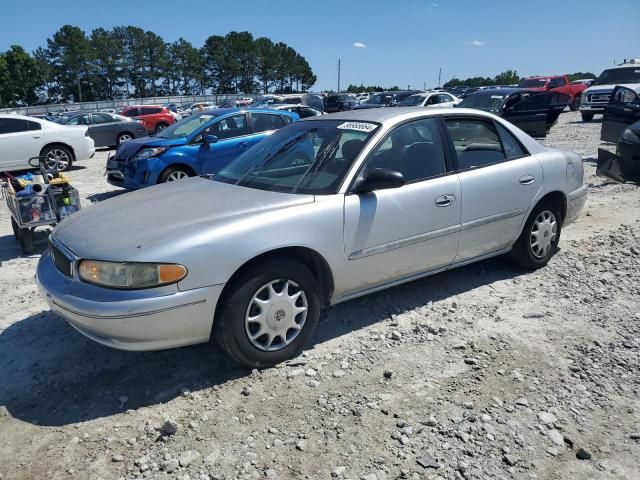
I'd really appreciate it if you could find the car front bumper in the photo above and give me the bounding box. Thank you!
[579,105,605,113]
[36,249,224,351]
[565,184,588,225]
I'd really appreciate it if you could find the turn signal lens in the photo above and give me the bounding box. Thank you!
[79,260,187,289]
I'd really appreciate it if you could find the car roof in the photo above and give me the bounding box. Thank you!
[199,107,298,117]
[301,107,495,126]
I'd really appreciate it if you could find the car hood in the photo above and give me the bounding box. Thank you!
[53,177,316,261]
[115,136,187,159]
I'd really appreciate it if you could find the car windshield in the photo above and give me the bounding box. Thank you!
[214,120,379,194]
[458,92,507,113]
[596,67,640,85]
[397,95,425,106]
[518,79,547,88]
[156,113,216,138]
[366,94,393,105]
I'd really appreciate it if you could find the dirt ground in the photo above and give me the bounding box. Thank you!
[0,111,639,480]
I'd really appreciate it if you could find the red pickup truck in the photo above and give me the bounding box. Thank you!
[517,75,588,111]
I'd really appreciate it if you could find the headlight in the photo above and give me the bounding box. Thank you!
[132,147,167,161]
[621,128,640,143]
[79,260,187,289]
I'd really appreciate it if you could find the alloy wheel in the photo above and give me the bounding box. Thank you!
[45,149,70,171]
[118,134,132,144]
[166,170,189,181]
[530,210,557,259]
[244,279,308,352]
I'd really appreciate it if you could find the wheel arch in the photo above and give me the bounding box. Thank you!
[40,142,76,162]
[213,246,335,331]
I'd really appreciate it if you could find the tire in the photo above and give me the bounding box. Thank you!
[570,95,580,112]
[214,258,322,368]
[159,166,193,183]
[581,112,594,122]
[11,217,19,240]
[510,201,562,270]
[41,145,73,172]
[117,132,134,145]
[18,227,35,254]
[155,122,169,134]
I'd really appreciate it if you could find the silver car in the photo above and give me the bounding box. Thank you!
[36,108,587,367]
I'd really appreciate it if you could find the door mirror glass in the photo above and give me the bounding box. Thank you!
[354,168,405,193]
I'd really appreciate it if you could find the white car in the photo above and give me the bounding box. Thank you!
[396,91,461,108]
[0,114,95,172]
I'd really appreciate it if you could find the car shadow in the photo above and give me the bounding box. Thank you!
[0,255,525,427]
[86,190,126,203]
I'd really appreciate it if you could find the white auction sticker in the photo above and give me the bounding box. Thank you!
[337,121,377,132]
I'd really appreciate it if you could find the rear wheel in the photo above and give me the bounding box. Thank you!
[214,259,321,368]
[17,227,35,254]
[510,201,562,270]
[11,217,19,240]
[159,166,193,183]
[581,112,594,122]
[155,122,169,134]
[41,145,72,171]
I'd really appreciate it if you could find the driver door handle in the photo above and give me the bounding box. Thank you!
[435,194,455,207]
[519,174,535,185]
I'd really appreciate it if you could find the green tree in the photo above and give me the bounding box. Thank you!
[255,37,276,94]
[3,45,44,105]
[90,28,125,99]
[46,25,93,102]
[494,69,519,85]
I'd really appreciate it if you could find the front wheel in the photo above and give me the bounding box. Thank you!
[510,202,562,270]
[159,166,193,183]
[570,95,581,112]
[214,259,321,368]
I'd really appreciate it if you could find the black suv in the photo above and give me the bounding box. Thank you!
[324,94,358,113]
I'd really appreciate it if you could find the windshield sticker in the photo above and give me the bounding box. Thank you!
[490,95,504,99]
[337,121,377,132]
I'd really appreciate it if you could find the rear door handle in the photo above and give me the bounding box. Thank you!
[435,194,455,207]
[32,136,41,139]
[238,141,249,149]
[519,174,535,185]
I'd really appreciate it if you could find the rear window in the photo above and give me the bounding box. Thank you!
[596,67,640,85]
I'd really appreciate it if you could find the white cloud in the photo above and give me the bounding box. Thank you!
[353,42,367,48]
[432,2,438,6]
[467,40,485,47]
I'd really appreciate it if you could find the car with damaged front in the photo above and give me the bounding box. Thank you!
[37,108,587,368]
[106,108,298,188]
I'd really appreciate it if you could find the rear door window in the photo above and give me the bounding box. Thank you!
[444,118,506,170]
[66,114,91,125]
[251,113,286,133]
[140,107,161,115]
[495,122,527,159]
[0,118,29,134]
[122,108,140,117]
[92,113,115,124]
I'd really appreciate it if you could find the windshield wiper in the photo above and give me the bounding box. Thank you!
[233,129,317,186]
[291,135,341,193]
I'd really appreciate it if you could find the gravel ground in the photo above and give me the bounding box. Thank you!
[0,111,639,480]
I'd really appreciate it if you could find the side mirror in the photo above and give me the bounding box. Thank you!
[353,168,405,194]
[203,134,218,145]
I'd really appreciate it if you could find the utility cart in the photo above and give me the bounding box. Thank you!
[2,157,81,254]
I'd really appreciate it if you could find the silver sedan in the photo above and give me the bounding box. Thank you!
[37,108,587,367]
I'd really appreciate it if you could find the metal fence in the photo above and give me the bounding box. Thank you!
[0,94,256,115]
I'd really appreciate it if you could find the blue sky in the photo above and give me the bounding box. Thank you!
[1,0,638,91]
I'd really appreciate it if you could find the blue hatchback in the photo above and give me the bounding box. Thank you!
[106,108,299,188]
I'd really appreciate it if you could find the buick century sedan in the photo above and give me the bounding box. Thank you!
[37,108,587,367]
